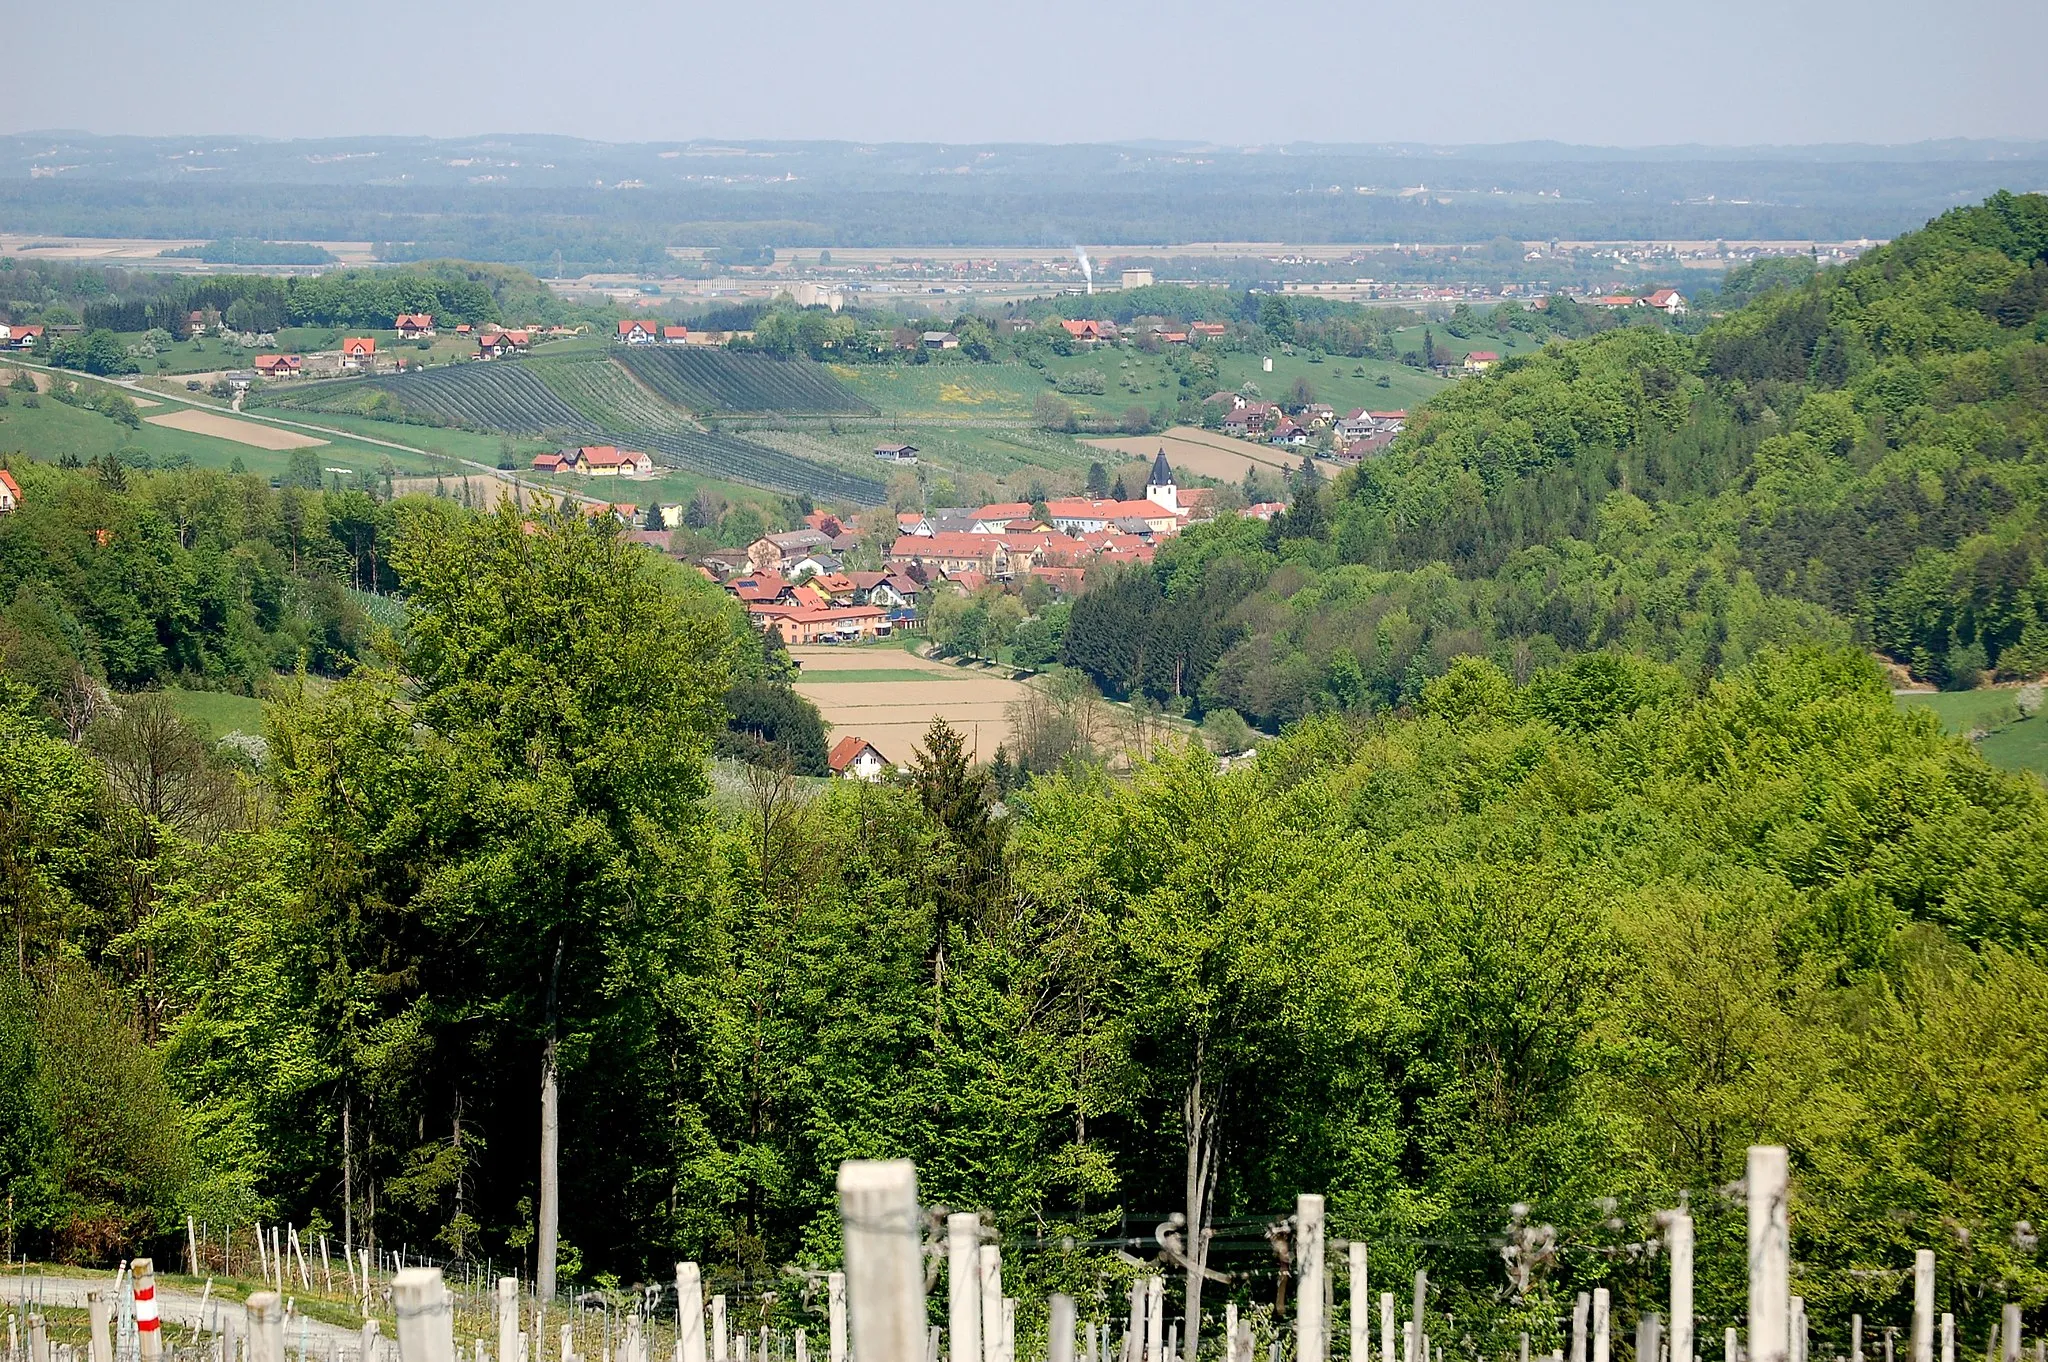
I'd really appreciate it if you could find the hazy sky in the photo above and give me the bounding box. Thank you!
[11,0,2047,147]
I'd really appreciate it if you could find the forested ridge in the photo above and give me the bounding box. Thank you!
[1063,193,2048,726]
[3,196,2048,1353]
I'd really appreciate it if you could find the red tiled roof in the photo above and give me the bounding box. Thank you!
[662,326,689,340]
[617,319,657,336]
[1466,351,1499,362]
[827,735,885,773]
[396,313,433,328]
[0,470,20,500]
[342,337,375,355]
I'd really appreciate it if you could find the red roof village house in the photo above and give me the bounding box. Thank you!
[339,337,376,370]
[887,532,1012,578]
[1059,319,1112,344]
[1641,288,1687,315]
[1190,322,1227,340]
[253,354,303,377]
[827,736,890,782]
[395,314,435,339]
[1463,350,1499,373]
[570,445,653,477]
[0,469,20,515]
[661,326,690,345]
[616,319,660,345]
[531,453,565,473]
[477,330,530,359]
[1,325,45,350]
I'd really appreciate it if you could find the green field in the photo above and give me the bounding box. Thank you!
[828,362,1049,420]
[158,689,270,739]
[0,385,434,479]
[1895,689,2048,779]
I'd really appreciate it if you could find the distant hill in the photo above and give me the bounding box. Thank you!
[1059,192,2048,730]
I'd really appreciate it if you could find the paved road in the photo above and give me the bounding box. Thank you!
[15,1275,368,1349]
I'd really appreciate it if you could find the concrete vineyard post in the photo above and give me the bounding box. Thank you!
[2003,1308,2022,1362]
[1591,1291,1610,1362]
[1725,1329,1737,1362]
[394,1271,455,1362]
[980,1246,1004,1362]
[250,1294,285,1362]
[1146,1280,1164,1362]
[87,1290,112,1362]
[1051,1296,1077,1362]
[1381,1294,1395,1362]
[949,1217,982,1362]
[1670,1213,1694,1362]
[1298,1197,1327,1362]
[1572,1297,1589,1362]
[1855,1319,1864,1362]
[1349,1245,1368,1362]
[1637,1315,1661,1362]
[1126,1283,1144,1362]
[829,1275,848,1362]
[1003,1301,1017,1362]
[364,1320,383,1362]
[500,1280,522,1362]
[1225,1308,1238,1362]
[715,1299,730,1362]
[1749,1147,1791,1362]
[1409,1273,1426,1362]
[837,1160,925,1362]
[29,1315,47,1362]
[1913,1254,1935,1362]
[1942,1317,1955,1362]
[679,1266,707,1362]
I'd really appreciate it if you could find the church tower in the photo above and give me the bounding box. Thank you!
[1144,448,1178,514]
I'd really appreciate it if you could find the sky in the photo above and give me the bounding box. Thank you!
[10,0,2048,148]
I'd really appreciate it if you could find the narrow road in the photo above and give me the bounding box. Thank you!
[17,1275,365,1346]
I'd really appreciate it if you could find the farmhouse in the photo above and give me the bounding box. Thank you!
[1463,350,1499,374]
[253,354,303,377]
[1059,319,1114,344]
[0,469,19,515]
[339,338,376,370]
[616,319,660,345]
[1190,322,1227,340]
[827,736,891,782]
[569,445,654,477]
[747,529,833,574]
[1641,288,1687,315]
[395,313,435,339]
[874,443,919,465]
[532,453,565,473]
[661,325,690,345]
[0,325,45,350]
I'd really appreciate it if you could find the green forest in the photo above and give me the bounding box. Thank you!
[1062,193,2048,725]
[2,194,2047,1354]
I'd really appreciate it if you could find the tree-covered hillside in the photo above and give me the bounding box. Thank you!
[1064,193,2048,727]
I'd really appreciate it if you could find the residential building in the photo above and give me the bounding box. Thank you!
[827,736,890,782]
[532,452,565,473]
[1190,322,1227,341]
[747,528,834,574]
[395,313,435,339]
[1642,289,1687,315]
[661,325,691,345]
[616,318,660,345]
[339,337,376,370]
[874,443,920,465]
[897,511,934,537]
[1060,319,1116,344]
[253,354,303,377]
[886,532,1011,578]
[0,325,45,350]
[1043,497,1178,536]
[571,445,653,477]
[752,603,893,645]
[1463,350,1499,374]
[922,331,959,350]
[223,371,257,392]
[0,469,19,515]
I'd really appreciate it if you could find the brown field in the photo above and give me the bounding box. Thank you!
[0,367,50,392]
[388,474,550,512]
[1086,425,1295,481]
[145,408,328,449]
[791,645,1028,762]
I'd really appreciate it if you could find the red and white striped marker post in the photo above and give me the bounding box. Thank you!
[133,1258,163,1362]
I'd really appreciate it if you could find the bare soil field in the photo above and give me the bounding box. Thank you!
[145,408,328,449]
[791,646,1027,761]
[1087,425,1295,481]
[0,367,50,392]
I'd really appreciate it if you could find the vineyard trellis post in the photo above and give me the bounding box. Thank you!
[1349,1245,1368,1362]
[1592,1290,1609,1362]
[1050,1296,1077,1362]
[250,1294,284,1362]
[1749,1147,1790,1362]
[1913,1253,1936,1362]
[1298,1197,1326,1362]
[837,1160,923,1362]
[87,1290,111,1362]
[829,1275,846,1362]
[394,1271,455,1362]
[1670,1211,1694,1362]
[949,1218,981,1362]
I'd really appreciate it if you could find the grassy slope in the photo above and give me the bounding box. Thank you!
[159,689,271,739]
[1894,690,2048,780]
[0,391,433,479]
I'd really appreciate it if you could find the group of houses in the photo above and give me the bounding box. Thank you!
[616,319,695,346]
[722,563,924,645]
[1586,288,1688,315]
[532,445,656,478]
[1211,392,1407,458]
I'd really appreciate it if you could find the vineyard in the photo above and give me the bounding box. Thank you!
[265,365,886,502]
[619,347,876,414]
[268,365,591,436]
[526,353,693,432]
